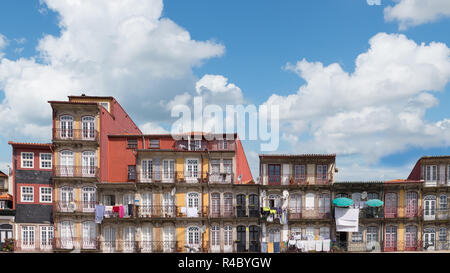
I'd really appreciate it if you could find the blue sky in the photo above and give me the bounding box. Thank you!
[0,0,449,180]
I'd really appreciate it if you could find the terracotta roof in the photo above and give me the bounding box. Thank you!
[0,171,7,177]
[385,179,423,184]
[334,181,384,184]
[259,153,336,158]
[68,95,115,100]
[8,141,52,147]
[48,100,98,105]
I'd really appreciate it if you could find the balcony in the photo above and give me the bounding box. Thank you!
[53,165,99,179]
[135,171,208,184]
[101,240,178,253]
[208,172,233,184]
[287,207,331,220]
[54,201,96,214]
[209,207,235,218]
[384,206,422,219]
[263,173,333,186]
[53,128,99,142]
[137,205,177,218]
[174,140,236,152]
[176,206,208,218]
[360,207,384,219]
[14,240,53,252]
[383,240,423,252]
[437,208,450,220]
[53,237,100,251]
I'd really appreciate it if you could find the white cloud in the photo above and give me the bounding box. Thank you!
[0,33,8,58]
[367,0,381,6]
[384,0,450,29]
[263,32,450,164]
[0,0,225,141]
[140,122,169,134]
[195,74,244,105]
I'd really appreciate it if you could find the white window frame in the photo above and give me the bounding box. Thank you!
[351,226,364,243]
[39,187,52,203]
[425,165,437,182]
[21,152,34,168]
[99,102,110,112]
[21,186,34,202]
[39,153,52,169]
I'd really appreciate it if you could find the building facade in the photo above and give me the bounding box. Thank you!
[8,142,53,252]
[0,170,15,251]
[5,94,450,253]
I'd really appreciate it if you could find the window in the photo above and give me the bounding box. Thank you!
[128,165,136,180]
[223,159,232,174]
[317,165,328,180]
[366,226,378,243]
[290,227,302,240]
[187,226,201,246]
[439,228,447,242]
[224,225,233,247]
[210,159,220,174]
[103,195,115,206]
[127,138,138,149]
[289,194,302,213]
[40,226,54,249]
[319,194,330,214]
[367,192,379,200]
[82,151,96,176]
[319,227,330,240]
[99,102,110,112]
[40,153,52,169]
[268,194,281,208]
[305,193,315,210]
[211,193,220,216]
[142,160,152,179]
[162,159,175,180]
[294,165,306,180]
[439,194,448,211]
[60,115,73,138]
[336,193,348,198]
[425,165,437,182]
[39,187,52,203]
[21,186,34,202]
[149,139,160,149]
[186,159,199,178]
[351,193,364,208]
[82,187,96,211]
[224,193,233,216]
[211,225,220,248]
[21,152,34,168]
[268,228,280,242]
[81,116,95,140]
[305,227,315,241]
[22,226,35,248]
[219,140,228,150]
[351,226,363,243]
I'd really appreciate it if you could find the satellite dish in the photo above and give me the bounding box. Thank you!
[201,225,206,233]
[238,174,242,183]
[362,192,368,200]
[171,188,176,196]
[69,201,76,211]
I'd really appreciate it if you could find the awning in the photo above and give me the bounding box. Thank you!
[0,193,13,201]
[332,197,354,207]
[366,199,383,207]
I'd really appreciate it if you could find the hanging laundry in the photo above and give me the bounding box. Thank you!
[315,240,323,252]
[128,204,134,217]
[95,205,105,224]
[119,206,124,218]
[273,242,280,253]
[112,206,120,213]
[261,242,268,253]
[123,204,129,216]
[105,206,113,218]
[323,239,331,252]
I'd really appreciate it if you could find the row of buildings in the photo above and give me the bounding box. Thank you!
[1,95,449,253]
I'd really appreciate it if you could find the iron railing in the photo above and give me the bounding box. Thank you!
[54,201,96,213]
[53,128,99,141]
[53,165,99,178]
